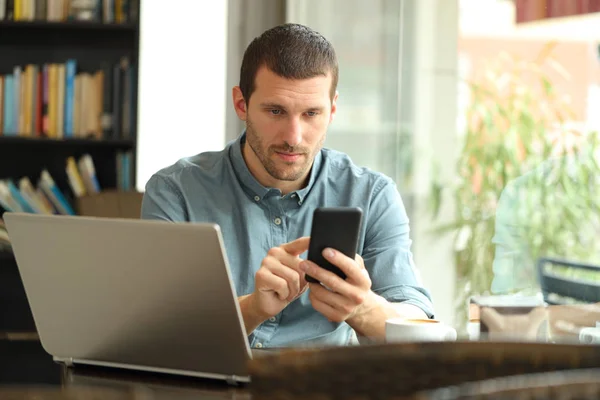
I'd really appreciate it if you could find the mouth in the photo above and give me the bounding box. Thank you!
[274,151,304,162]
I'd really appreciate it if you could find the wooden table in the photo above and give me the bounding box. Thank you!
[0,338,250,399]
[5,333,600,400]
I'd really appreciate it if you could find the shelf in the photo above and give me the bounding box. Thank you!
[0,136,135,148]
[0,20,138,32]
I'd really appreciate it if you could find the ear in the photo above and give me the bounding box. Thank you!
[232,86,248,121]
[329,91,339,124]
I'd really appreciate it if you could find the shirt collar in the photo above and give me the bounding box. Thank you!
[229,131,322,203]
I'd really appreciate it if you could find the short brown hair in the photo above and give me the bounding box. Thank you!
[239,23,339,104]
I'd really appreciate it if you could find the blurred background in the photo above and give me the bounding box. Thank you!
[223,0,600,329]
[2,0,600,337]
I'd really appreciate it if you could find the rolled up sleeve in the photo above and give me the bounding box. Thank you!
[362,178,435,318]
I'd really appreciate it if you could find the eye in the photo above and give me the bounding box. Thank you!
[306,111,318,117]
[270,109,282,116]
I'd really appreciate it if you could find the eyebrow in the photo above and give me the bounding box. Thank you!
[259,103,325,112]
[260,102,287,110]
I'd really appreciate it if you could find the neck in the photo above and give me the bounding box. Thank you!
[242,141,311,195]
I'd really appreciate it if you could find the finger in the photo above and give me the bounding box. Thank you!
[263,257,300,301]
[322,248,370,285]
[267,247,307,288]
[309,290,344,323]
[281,236,310,256]
[293,284,310,301]
[256,268,289,301]
[309,283,356,315]
[300,261,365,304]
[355,253,365,268]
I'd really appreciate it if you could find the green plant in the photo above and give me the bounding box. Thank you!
[430,42,600,326]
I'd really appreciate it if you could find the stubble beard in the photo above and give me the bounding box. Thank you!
[245,117,322,182]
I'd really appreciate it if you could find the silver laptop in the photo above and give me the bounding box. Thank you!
[3,212,259,384]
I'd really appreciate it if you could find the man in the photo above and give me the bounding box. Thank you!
[141,23,434,348]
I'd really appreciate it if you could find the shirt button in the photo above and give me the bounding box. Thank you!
[274,217,282,225]
[298,200,303,206]
[254,196,260,202]
[291,194,297,198]
[269,317,277,322]
[255,342,263,348]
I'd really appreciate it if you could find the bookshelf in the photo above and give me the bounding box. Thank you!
[0,19,138,30]
[0,0,140,215]
[0,136,135,189]
[0,0,140,332]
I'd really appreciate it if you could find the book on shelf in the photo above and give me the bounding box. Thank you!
[0,151,136,245]
[0,76,3,135]
[0,151,134,215]
[0,217,10,255]
[0,0,138,24]
[0,219,9,246]
[0,57,135,140]
[116,149,133,192]
[0,169,73,215]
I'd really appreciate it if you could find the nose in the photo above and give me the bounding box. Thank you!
[282,117,303,148]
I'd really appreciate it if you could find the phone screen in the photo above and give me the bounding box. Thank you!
[306,207,363,284]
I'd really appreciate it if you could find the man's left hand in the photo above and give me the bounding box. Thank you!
[299,248,371,323]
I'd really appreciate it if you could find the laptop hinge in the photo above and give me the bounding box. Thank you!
[225,376,238,386]
[53,357,74,367]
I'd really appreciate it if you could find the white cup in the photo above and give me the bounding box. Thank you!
[579,327,600,344]
[385,318,457,343]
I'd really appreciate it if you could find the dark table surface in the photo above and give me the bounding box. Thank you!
[0,337,251,399]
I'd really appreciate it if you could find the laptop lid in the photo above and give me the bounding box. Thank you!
[3,212,252,382]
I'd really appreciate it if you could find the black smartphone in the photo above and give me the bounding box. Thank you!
[306,207,363,284]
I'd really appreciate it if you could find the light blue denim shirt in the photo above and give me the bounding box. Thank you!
[141,132,434,348]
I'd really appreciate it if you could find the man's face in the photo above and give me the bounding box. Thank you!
[234,66,337,183]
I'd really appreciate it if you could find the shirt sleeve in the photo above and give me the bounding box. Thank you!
[362,178,435,318]
[140,174,189,222]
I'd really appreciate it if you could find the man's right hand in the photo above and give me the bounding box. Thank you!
[239,236,310,334]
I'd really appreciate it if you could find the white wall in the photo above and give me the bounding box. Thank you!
[135,1,228,191]
[226,0,285,143]
[409,0,459,327]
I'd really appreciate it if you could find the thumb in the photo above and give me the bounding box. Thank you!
[281,236,310,256]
